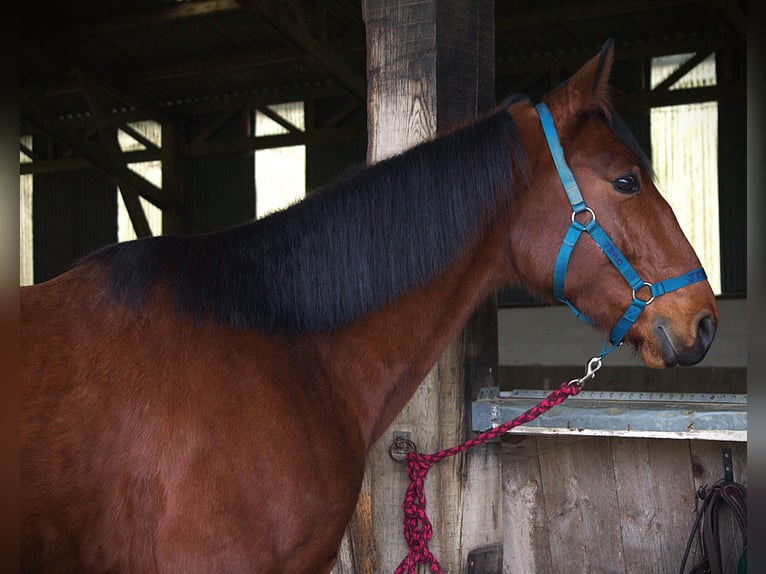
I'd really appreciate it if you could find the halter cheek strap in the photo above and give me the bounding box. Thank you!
[535,102,707,357]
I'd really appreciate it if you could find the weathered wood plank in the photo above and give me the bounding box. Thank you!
[365,0,438,161]
[368,371,444,572]
[434,333,502,569]
[335,2,499,573]
[611,438,697,573]
[335,3,443,570]
[502,435,552,574]
[334,472,376,574]
[537,436,625,574]
[431,3,500,567]
[498,433,747,574]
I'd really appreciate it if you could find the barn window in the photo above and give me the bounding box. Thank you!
[649,53,720,294]
[254,102,306,218]
[117,121,163,241]
[20,136,33,286]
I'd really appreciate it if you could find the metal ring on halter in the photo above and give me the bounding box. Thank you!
[632,281,655,304]
[571,207,596,225]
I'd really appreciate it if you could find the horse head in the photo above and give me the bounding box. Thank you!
[506,40,718,368]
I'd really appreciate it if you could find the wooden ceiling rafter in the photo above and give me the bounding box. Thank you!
[651,50,715,93]
[22,102,173,211]
[240,0,366,103]
[77,67,154,237]
[255,105,303,134]
[700,0,746,51]
[20,0,746,177]
[119,123,161,153]
[71,0,244,36]
[496,0,700,30]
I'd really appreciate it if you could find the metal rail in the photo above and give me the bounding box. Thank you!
[472,388,747,441]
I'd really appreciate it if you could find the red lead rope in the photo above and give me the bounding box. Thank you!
[394,380,583,574]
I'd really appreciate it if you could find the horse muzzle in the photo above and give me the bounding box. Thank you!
[652,311,717,367]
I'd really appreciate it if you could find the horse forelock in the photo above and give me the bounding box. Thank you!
[560,95,655,184]
[604,107,655,181]
[81,105,527,334]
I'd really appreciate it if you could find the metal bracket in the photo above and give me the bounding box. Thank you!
[467,544,502,574]
[476,386,500,401]
[723,447,734,482]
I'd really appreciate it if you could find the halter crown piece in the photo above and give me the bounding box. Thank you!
[535,102,708,358]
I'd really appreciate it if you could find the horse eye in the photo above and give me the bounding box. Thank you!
[612,174,640,194]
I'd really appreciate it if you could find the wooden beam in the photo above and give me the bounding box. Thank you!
[322,100,361,128]
[496,0,698,29]
[496,34,727,77]
[72,0,243,35]
[242,0,366,102]
[77,69,153,238]
[182,125,365,157]
[651,51,713,93]
[21,86,351,129]
[119,123,160,152]
[140,49,303,85]
[117,187,153,239]
[27,48,304,100]
[20,149,160,175]
[700,0,746,52]
[19,141,41,163]
[336,2,500,573]
[161,121,186,236]
[21,121,365,173]
[188,109,241,146]
[23,103,173,211]
[613,82,746,110]
[89,76,175,127]
[255,106,303,134]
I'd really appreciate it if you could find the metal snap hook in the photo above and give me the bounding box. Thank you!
[568,355,603,388]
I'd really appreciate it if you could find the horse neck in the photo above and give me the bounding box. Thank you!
[305,215,513,448]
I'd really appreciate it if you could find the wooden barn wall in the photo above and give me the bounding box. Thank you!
[183,111,255,235]
[31,139,117,283]
[501,435,746,574]
[334,1,501,572]
[717,48,747,295]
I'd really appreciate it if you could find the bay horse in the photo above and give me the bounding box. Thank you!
[21,41,718,573]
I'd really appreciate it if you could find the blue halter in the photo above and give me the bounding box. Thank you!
[535,102,708,357]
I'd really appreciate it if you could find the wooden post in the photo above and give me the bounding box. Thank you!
[334,1,501,571]
[161,120,186,236]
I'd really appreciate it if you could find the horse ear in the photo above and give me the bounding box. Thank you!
[547,38,615,118]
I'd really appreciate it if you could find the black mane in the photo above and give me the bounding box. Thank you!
[83,104,526,333]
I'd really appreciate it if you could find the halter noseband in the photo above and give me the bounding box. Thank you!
[535,102,707,357]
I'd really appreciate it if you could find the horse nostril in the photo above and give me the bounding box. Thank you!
[697,314,717,351]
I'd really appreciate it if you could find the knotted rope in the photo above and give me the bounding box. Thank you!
[394,380,582,574]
